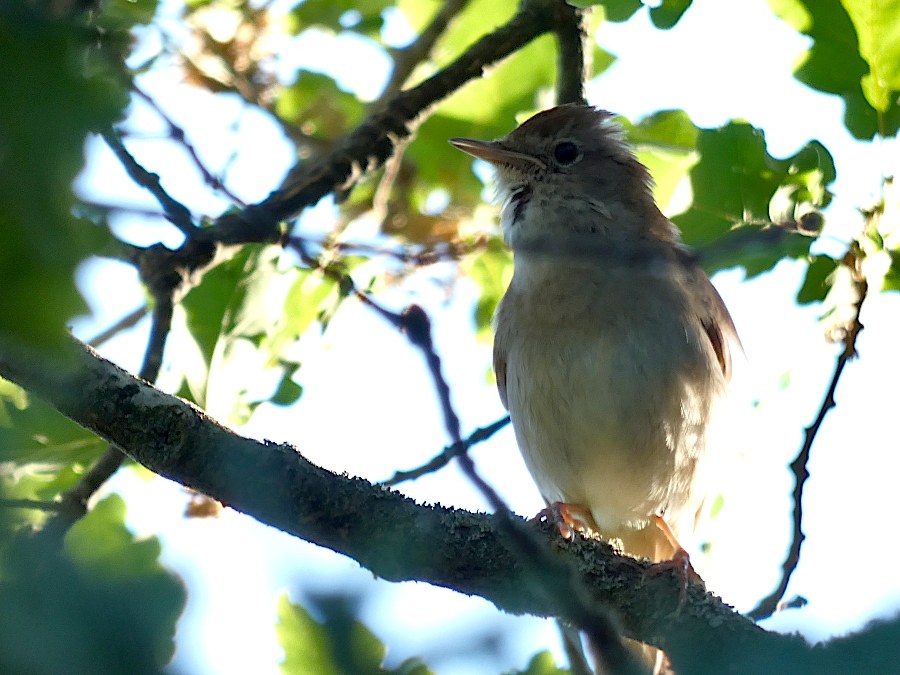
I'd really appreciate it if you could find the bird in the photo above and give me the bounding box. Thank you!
[449,104,739,587]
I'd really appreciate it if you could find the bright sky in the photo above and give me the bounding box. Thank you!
[72,0,900,673]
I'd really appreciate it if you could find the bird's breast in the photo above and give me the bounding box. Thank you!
[495,260,726,534]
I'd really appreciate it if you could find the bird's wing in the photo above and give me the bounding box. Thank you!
[676,249,742,383]
[493,336,509,409]
[697,272,741,383]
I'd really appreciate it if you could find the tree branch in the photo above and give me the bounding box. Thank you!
[373,0,471,108]
[213,0,555,246]
[2,334,892,675]
[398,304,647,674]
[86,305,149,348]
[34,274,180,542]
[747,246,868,621]
[383,416,511,486]
[102,129,196,235]
[552,1,589,105]
[131,83,247,206]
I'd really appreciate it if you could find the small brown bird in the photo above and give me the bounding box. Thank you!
[450,105,738,583]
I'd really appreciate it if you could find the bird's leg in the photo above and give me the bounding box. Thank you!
[642,515,704,607]
[531,502,599,540]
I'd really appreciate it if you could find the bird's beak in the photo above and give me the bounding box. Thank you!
[449,138,547,171]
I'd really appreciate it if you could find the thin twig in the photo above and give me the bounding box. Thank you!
[382,416,511,486]
[397,303,648,675]
[747,251,868,621]
[139,294,176,385]
[304,234,479,266]
[552,1,589,106]
[102,129,196,235]
[132,83,247,206]
[86,305,149,348]
[286,236,403,328]
[0,499,65,512]
[255,0,553,234]
[370,133,412,225]
[282,237,643,671]
[373,0,471,108]
[36,280,179,543]
[79,199,172,220]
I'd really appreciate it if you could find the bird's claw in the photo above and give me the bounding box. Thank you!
[642,548,704,610]
[530,502,598,540]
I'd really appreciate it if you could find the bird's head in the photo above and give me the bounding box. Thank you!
[450,105,675,251]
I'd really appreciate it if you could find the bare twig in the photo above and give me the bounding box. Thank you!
[286,237,403,328]
[36,273,180,543]
[132,83,248,206]
[747,247,868,621]
[33,446,133,542]
[78,199,172,220]
[382,416,511,486]
[552,1,589,105]
[304,234,480,266]
[102,129,196,235]
[139,294,176,384]
[370,133,412,226]
[397,304,648,675]
[289,231,647,670]
[0,499,64,512]
[86,305,149,348]
[249,0,554,239]
[373,0,471,108]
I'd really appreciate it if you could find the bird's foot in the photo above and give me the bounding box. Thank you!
[642,514,705,609]
[643,548,704,609]
[531,502,598,540]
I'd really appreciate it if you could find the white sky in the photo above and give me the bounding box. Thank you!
[71,0,900,673]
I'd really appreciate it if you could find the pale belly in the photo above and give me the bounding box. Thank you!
[498,274,724,538]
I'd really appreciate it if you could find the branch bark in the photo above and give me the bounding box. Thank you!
[1,335,895,675]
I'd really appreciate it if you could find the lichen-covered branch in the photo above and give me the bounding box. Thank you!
[2,335,896,675]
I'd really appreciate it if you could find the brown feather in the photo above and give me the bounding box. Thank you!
[493,333,509,409]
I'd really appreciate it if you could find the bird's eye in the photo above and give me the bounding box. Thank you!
[553,141,579,165]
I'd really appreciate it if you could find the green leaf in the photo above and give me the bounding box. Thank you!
[275,71,365,139]
[97,0,159,31]
[0,378,28,427]
[623,110,701,213]
[275,593,341,675]
[277,592,435,675]
[285,0,390,38]
[709,493,725,520]
[649,0,693,29]
[672,120,834,276]
[505,650,570,675]
[626,109,700,150]
[174,245,327,423]
[797,255,839,304]
[594,0,644,22]
[0,495,185,675]
[766,0,900,139]
[463,238,513,342]
[777,369,793,391]
[695,225,814,278]
[270,368,303,406]
[66,495,164,580]
[408,113,505,211]
[0,382,105,515]
[273,269,336,350]
[182,246,258,372]
[0,9,127,353]
[63,493,186,666]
